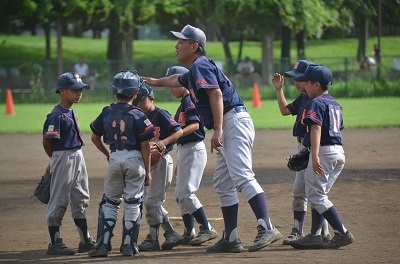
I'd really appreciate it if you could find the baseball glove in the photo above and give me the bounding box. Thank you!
[33,172,52,204]
[150,140,166,166]
[287,148,310,171]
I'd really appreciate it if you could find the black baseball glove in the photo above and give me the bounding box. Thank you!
[33,172,52,204]
[287,148,310,171]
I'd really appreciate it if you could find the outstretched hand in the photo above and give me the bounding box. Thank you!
[142,76,158,86]
[271,73,284,90]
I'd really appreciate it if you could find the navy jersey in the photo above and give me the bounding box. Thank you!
[302,94,344,147]
[178,56,244,128]
[287,93,312,137]
[174,94,205,145]
[146,107,182,153]
[90,103,155,150]
[43,104,84,151]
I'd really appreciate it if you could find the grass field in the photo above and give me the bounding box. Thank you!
[1,35,399,64]
[1,97,399,134]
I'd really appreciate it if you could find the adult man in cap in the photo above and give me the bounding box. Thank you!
[143,24,282,253]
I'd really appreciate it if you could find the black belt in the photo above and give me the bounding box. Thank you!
[297,137,303,143]
[110,144,139,153]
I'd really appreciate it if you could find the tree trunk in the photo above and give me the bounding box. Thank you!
[237,34,244,63]
[356,18,368,62]
[125,28,134,69]
[56,17,63,76]
[219,25,234,75]
[107,12,123,75]
[296,31,305,59]
[281,25,291,74]
[261,32,274,86]
[44,23,51,61]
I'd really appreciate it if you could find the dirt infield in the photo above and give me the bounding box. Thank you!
[0,128,399,264]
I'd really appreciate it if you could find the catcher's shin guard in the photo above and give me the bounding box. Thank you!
[120,198,143,252]
[93,195,118,251]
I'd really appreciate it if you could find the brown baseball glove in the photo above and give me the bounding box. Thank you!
[150,140,166,166]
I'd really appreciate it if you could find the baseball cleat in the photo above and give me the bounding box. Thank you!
[88,243,109,257]
[161,230,184,250]
[189,225,218,246]
[77,236,96,253]
[120,243,139,256]
[290,234,323,249]
[322,233,332,244]
[179,234,195,245]
[47,238,75,255]
[282,228,303,245]
[248,225,283,252]
[138,234,160,251]
[206,237,244,253]
[323,231,355,249]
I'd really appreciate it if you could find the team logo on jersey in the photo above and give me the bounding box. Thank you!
[47,125,54,132]
[144,119,152,126]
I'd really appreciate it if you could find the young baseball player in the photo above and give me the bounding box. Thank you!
[88,70,155,257]
[290,64,355,249]
[143,24,282,253]
[271,60,331,245]
[165,65,218,248]
[136,84,184,251]
[42,72,95,255]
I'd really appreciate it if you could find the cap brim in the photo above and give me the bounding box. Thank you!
[294,74,308,82]
[69,82,90,90]
[284,70,302,78]
[170,31,189,40]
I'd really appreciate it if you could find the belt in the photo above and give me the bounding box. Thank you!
[233,106,247,113]
[225,105,247,114]
[110,144,139,153]
[297,137,303,143]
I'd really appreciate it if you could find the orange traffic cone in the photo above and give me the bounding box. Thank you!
[6,89,15,115]
[252,83,261,108]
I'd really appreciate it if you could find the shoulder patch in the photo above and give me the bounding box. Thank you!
[144,119,152,126]
[47,125,54,132]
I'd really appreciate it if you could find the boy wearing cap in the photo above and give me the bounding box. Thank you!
[272,61,331,245]
[165,66,218,248]
[290,64,355,249]
[143,24,282,253]
[42,72,95,255]
[135,84,184,251]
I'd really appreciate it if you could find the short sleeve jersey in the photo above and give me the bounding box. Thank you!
[90,103,155,150]
[286,93,312,137]
[302,94,344,147]
[146,107,182,153]
[174,94,205,145]
[43,105,85,151]
[178,56,244,128]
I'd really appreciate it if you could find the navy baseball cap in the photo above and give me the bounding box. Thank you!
[295,64,333,86]
[165,66,189,77]
[56,72,90,93]
[170,24,206,49]
[284,60,315,78]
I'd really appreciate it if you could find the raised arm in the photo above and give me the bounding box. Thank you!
[271,73,291,116]
[143,74,181,88]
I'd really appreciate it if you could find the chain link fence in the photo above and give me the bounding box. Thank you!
[0,56,398,103]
